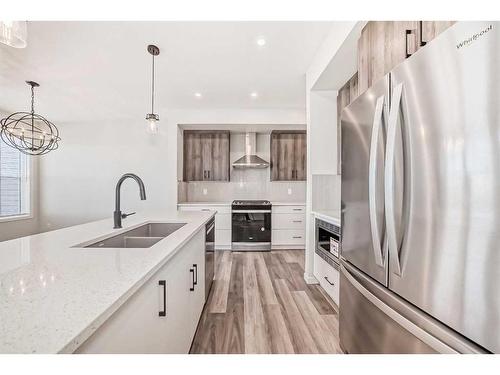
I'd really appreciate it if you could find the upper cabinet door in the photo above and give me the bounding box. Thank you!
[183,131,230,182]
[210,132,230,181]
[358,21,419,95]
[183,131,204,181]
[293,132,307,181]
[270,131,307,181]
[200,133,213,181]
[419,21,456,45]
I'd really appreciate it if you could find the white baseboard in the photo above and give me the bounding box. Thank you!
[215,246,231,251]
[271,245,305,250]
[303,272,318,284]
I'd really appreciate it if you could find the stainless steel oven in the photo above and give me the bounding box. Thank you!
[316,218,340,264]
[231,200,271,251]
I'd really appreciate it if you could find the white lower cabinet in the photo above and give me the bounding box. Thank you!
[271,229,305,246]
[75,229,205,354]
[271,205,306,249]
[215,229,231,247]
[314,253,340,306]
[178,205,231,249]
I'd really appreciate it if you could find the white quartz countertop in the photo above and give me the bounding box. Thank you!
[177,201,305,206]
[312,210,341,227]
[0,210,215,354]
[177,202,231,206]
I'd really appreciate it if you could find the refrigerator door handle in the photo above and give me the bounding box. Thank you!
[340,264,458,354]
[385,83,404,276]
[368,95,386,267]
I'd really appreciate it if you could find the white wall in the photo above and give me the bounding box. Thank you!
[38,108,305,232]
[309,91,338,175]
[0,158,40,242]
[304,22,359,283]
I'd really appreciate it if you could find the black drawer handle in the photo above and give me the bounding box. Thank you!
[292,220,302,223]
[159,280,166,317]
[293,236,302,239]
[293,208,303,211]
[193,264,198,285]
[190,268,195,291]
[324,276,335,286]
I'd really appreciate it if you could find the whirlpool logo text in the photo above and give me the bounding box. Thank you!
[456,24,493,49]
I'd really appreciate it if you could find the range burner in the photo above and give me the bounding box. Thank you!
[232,199,271,206]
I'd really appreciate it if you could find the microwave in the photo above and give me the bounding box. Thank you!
[315,218,340,261]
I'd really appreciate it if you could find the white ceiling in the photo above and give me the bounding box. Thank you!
[0,21,333,123]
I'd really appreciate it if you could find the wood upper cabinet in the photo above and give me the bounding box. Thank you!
[337,72,358,125]
[420,21,456,45]
[358,21,419,94]
[270,131,306,181]
[183,130,230,182]
[357,21,455,95]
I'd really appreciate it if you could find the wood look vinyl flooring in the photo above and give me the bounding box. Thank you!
[190,250,343,354]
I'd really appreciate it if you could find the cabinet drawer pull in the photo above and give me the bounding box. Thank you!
[292,220,302,223]
[292,208,303,211]
[324,276,335,286]
[190,268,195,291]
[293,236,303,239]
[159,280,167,317]
[201,209,211,211]
[193,264,198,285]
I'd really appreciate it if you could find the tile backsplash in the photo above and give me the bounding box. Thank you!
[179,179,306,202]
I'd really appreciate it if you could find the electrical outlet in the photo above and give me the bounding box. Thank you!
[287,188,292,195]
[202,188,208,195]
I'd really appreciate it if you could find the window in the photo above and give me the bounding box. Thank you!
[0,141,31,219]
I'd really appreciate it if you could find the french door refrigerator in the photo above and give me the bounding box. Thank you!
[340,21,499,354]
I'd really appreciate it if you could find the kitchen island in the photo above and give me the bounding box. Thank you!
[0,210,214,354]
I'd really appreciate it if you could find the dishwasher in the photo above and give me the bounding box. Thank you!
[205,217,215,300]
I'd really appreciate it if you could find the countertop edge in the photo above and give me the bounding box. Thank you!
[177,202,306,206]
[311,211,341,227]
[60,212,215,353]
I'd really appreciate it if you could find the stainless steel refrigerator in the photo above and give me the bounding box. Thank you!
[339,21,499,354]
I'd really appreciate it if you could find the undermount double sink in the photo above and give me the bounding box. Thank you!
[79,223,187,248]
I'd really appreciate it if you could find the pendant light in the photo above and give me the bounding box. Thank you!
[145,44,160,134]
[0,81,60,155]
[0,21,27,48]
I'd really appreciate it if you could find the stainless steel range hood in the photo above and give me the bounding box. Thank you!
[232,132,269,169]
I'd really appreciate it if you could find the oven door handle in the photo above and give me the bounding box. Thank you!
[232,210,272,213]
[206,222,215,235]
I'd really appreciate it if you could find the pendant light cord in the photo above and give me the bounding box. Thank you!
[30,85,35,115]
[30,84,35,138]
[151,53,155,114]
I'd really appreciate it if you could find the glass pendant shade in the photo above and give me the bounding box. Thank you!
[146,113,159,134]
[0,21,27,48]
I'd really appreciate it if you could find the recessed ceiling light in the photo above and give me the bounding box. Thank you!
[256,37,266,46]
[194,92,202,98]
[250,92,258,98]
